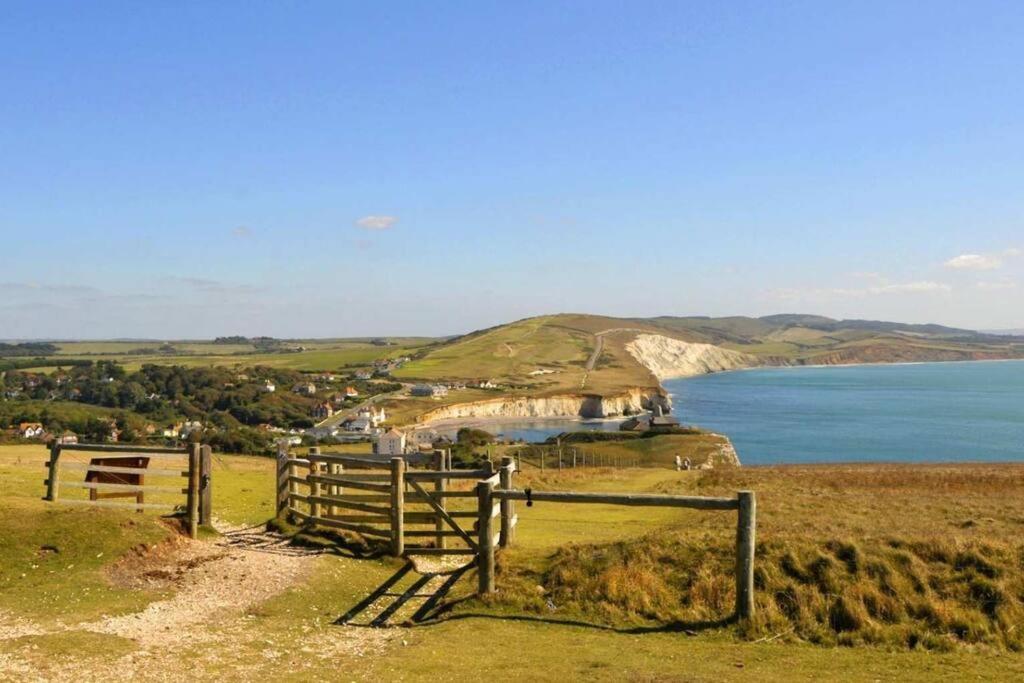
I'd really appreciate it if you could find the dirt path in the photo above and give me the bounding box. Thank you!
[80,522,317,647]
[580,327,649,389]
[0,522,398,681]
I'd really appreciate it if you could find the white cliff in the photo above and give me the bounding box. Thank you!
[626,334,756,380]
[415,388,669,423]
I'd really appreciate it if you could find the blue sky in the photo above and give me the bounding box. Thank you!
[2,1,1022,338]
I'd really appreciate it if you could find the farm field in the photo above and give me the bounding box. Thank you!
[40,339,438,373]
[1,444,1023,680]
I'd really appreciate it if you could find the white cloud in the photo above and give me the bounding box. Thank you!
[232,226,252,238]
[1004,247,1021,257]
[944,253,1003,270]
[355,215,398,230]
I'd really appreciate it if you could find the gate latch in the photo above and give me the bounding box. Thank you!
[525,487,533,507]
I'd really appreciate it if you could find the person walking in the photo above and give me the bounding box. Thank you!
[674,454,682,471]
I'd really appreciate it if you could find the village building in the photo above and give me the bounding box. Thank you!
[344,417,371,433]
[312,402,334,420]
[410,428,440,450]
[410,383,448,398]
[344,386,359,398]
[292,382,316,396]
[374,428,406,456]
[18,422,45,439]
[262,381,276,393]
[354,369,373,381]
[54,432,78,445]
[356,406,386,426]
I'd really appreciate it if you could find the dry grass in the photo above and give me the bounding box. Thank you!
[492,463,1024,652]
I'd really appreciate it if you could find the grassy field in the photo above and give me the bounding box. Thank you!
[2,443,1023,680]
[41,339,437,373]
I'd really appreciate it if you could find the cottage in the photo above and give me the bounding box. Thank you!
[374,428,406,456]
[344,386,359,398]
[357,406,386,426]
[410,384,448,398]
[292,382,316,396]
[354,369,373,381]
[54,432,78,445]
[343,417,371,433]
[18,422,45,439]
[312,402,334,420]
[262,381,276,393]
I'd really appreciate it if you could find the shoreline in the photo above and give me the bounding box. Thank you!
[668,355,1024,381]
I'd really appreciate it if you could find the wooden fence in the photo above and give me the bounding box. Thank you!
[277,447,756,621]
[277,447,519,558]
[44,442,212,539]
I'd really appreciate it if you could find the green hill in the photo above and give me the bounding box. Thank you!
[392,313,1024,399]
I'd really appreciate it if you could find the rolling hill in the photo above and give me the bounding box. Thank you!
[383,313,1024,423]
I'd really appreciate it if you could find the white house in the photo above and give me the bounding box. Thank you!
[357,406,387,426]
[410,429,439,450]
[344,417,371,433]
[292,382,316,396]
[374,428,406,456]
[18,422,45,439]
[354,369,373,380]
[262,381,276,393]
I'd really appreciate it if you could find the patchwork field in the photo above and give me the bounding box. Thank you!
[2,444,1023,680]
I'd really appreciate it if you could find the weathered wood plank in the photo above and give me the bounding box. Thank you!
[306,496,390,516]
[407,478,478,550]
[390,458,405,556]
[56,499,177,511]
[405,469,493,481]
[321,514,391,524]
[48,480,187,494]
[57,462,188,477]
[495,490,739,510]
[59,444,188,455]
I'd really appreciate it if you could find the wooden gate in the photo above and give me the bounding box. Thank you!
[277,448,517,558]
[44,442,211,538]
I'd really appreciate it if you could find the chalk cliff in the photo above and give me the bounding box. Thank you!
[625,334,757,380]
[415,388,670,423]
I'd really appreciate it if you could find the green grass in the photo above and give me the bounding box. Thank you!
[3,444,1024,679]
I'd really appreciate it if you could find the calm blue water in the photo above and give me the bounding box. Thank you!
[435,418,622,443]
[665,361,1024,465]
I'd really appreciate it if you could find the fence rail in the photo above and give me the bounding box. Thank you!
[275,446,756,622]
[43,442,212,538]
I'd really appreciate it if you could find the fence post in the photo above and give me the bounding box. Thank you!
[735,490,756,621]
[330,462,343,517]
[275,443,290,516]
[499,456,515,547]
[572,449,577,468]
[308,447,322,520]
[433,449,447,549]
[390,457,405,556]
[187,443,200,539]
[199,444,212,526]
[45,442,62,502]
[476,479,496,594]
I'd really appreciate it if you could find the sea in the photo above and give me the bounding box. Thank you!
[437,360,1024,465]
[664,360,1024,465]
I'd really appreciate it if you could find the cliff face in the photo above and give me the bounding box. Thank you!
[416,388,670,423]
[625,334,757,380]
